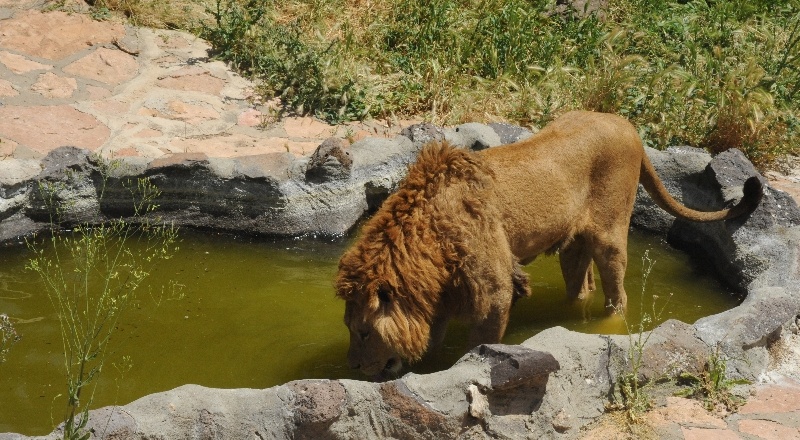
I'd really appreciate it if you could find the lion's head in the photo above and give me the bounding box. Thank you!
[335,212,447,377]
[335,142,495,378]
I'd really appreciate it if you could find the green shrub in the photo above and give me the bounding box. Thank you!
[676,347,751,413]
[161,0,800,166]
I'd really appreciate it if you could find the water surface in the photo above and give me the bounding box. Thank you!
[0,230,740,434]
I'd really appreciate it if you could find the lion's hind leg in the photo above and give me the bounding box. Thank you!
[591,236,629,315]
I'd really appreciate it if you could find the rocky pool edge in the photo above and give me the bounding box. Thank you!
[1,122,799,439]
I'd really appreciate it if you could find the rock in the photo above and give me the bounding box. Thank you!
[233,153,296,181]
[467,384,490,419]
[28,146,101,224]
[2,120,800,440]
[63,48,139,85]
[157,66,226,95]
[350,135,419,212]
[708,149,800,230]
[551,408,572,433]
[0,50,53,74]
[0,10,125,61]
[521,326,623,434]
[0,159,39,226]
[638,319,712,381]
[632,146,800,292]
[632,146,715,234]
[488,122,534,145]
[0,105,110,154]
[305,138,352,183]
[378,381,457,439]
[472,344,560,391]
[290,380,346,438]
[0,78,18,97]
[0,211,44,244]
[0,158,39,187]
[695,287,800,379]
[284,116,334,139]
[30,71,77,99]
[444,123,502,151]
[400,122,445,148]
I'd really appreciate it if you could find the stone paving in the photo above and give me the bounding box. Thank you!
[0,3,414,165]
[1,3,800,439]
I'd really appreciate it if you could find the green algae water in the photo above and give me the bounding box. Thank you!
[0,230,740,435]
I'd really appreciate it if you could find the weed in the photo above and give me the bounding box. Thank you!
[199,0,371,124]
[608,250,673,425]
[87,0,202,29]
[27,177,178,440]
[89,6,112,21]
[676,346,751,413]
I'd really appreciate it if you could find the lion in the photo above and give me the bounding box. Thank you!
[335,110,763,378]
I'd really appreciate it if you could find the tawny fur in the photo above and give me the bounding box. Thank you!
[336,111,762,376]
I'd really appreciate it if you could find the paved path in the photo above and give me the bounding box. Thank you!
[1,4,799,439]
[583,373,800,439]
[0,2,412,165]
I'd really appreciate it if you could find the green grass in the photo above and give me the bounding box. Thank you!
[89,0,800,169]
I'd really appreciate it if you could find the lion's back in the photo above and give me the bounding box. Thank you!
[478,111,645,261]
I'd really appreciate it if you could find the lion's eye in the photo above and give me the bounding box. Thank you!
[377,287,391,304]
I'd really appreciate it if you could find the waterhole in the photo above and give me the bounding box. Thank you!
[0,229,740,435]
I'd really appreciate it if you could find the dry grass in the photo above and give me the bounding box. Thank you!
[88,0,210,28]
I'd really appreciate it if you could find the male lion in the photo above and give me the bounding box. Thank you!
[335,111,762,377]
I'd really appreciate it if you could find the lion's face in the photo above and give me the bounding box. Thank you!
[343,300,403,378]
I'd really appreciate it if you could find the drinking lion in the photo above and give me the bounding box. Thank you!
[335,111,762,377]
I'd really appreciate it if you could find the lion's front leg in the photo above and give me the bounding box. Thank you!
[456,222,519,349]
[460,262,516,348]
[559,234,596,302]
[428,313,449,350]
[467,301,512,348]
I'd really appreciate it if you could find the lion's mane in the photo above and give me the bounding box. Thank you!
[335,142,496,361]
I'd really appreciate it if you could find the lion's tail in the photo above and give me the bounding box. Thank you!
[639,153,763,222]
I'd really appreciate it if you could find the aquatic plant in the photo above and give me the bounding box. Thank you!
[0,313,20,365]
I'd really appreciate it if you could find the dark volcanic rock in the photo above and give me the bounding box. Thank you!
[400,123,445,148]
[305,138,353,183]
[473,344,559,391]
[488,122,534,145]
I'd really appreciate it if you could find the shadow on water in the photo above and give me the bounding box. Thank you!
[0,229,740,435]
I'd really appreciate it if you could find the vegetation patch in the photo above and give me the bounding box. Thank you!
[676,347,750,413]
[81,0,799,168]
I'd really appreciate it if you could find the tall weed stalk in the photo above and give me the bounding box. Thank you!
[609,250,672,424]
[0,314,20,365]
[27,177,178,440]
